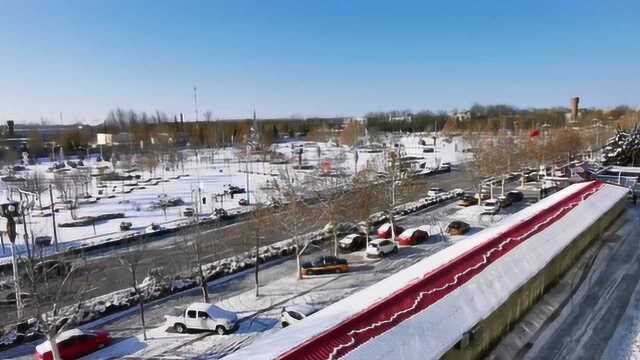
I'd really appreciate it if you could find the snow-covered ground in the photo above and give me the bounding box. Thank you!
[225,181,619,360]
[0,185,524,360]
[0,136,470,264]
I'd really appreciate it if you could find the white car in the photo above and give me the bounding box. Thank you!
[427,187,445,197]
[482,199,501,214]
[165,303,238,335]
[280,304,319,327]
[365,238,398,258]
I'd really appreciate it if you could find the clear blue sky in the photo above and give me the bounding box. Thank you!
[1,0,638,124]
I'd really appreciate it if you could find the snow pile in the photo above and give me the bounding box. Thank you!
[226,182,627,360]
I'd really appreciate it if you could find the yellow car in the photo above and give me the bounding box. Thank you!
[301,256,349,276]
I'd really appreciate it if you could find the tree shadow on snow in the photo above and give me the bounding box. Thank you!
[89,336,146,359]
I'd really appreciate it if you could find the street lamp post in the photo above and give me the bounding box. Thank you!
[1,201,23,320]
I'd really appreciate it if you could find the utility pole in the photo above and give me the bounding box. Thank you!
[49,185,59,252]
[2,202,23,320]
[18,192,31,259]
[193,85,199,123]
[255,229,260,297]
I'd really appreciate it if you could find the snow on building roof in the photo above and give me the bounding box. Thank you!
[226,181,627,360]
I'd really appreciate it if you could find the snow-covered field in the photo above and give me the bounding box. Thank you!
[0,136,470,263]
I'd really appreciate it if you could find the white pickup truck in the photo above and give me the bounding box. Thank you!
[165,302,238,335]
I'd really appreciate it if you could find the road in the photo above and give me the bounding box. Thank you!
[0,169,477,326]
[2,178,530,359]
[488,204,640,360]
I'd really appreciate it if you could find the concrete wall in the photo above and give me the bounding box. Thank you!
[444,197,626,360]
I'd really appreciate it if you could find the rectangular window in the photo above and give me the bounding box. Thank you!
[187,310,197,318]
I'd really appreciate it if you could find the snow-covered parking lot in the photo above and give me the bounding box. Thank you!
[1,192,528,360]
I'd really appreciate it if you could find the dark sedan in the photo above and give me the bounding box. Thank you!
[446,221,471,235]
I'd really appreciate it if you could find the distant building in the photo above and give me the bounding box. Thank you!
[451,111,472,121]
[389,115,412,122]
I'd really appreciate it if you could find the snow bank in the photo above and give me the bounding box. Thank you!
[226,181,627,360]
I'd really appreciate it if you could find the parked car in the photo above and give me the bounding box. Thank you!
[366,238,398,258]
[301,256,349,276]
[145,223,164,233]
[338,234,366,252]
[280,304,319,327]
[482,199,501,214]
[427,187,445,197]
[376,223,404,239]
[506,190,524,203]
[498,195,512,208]
[34,236,52,247]
[33,260,71,278]
[165,303,238,335]
[182,207,195,217]
[479,188,491,200]
[397,228,429,246]
[119,221,133,231]
[228,185,246,195]
[34,328,112,360]
[238,199,249,206]
[446,221,471,235]
[213,208,230,220]
[458,195,478,207]
[0,291,33,305]
[440,162,452,170]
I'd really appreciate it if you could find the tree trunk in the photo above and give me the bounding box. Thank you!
[333,227,338,257]
[132,270,147,340]
[200,266,210,303]
[138,296,147,340]
[365,222,370,248]
[389,213,396,242]
[255,232,260,297]
[48,333,62,360]
[296,253,302,280]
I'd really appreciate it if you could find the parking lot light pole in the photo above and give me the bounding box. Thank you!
[1,202,23,320]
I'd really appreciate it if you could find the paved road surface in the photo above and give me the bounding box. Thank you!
[0,169,477,326]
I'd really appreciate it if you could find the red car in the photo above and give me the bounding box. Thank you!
[397,228,429,246]
[376,223,405,239]
[35,329,112,360]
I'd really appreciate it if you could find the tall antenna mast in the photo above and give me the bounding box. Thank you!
[193,85,199,123]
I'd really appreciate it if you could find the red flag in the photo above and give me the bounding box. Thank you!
[529,129,541,138]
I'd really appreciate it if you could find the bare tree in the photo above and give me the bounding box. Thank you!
[118,242,149,340]
[241,203,273,296]
[203,111,213,122]
[380,150,409,242]
[22,172,48,209]
[310,170,350,256]
[173,223,212,303]
[269,167,321,279]
[22,256,94,360]
[351,167,383,247]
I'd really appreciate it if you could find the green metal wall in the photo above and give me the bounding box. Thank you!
[444,199,626,360]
